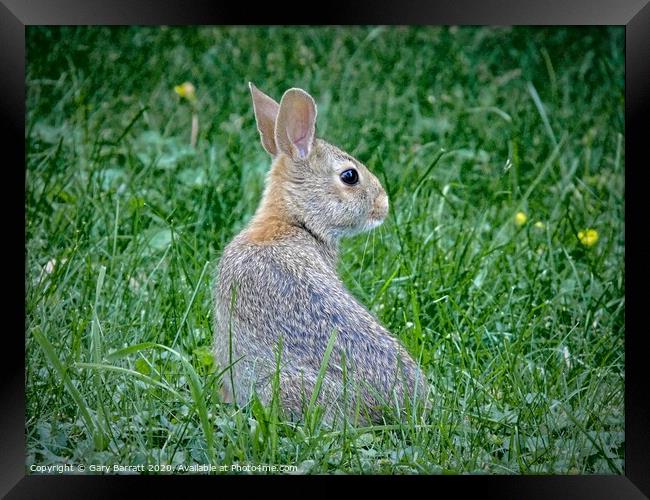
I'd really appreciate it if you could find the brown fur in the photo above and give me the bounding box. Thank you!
[245,155,296,243]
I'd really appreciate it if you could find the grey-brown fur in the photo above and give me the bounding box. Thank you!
[213,84,429,424]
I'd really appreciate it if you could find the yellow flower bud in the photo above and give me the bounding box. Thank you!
[174,82,197,103]
[514,211,527,226]
[578,229,599,247]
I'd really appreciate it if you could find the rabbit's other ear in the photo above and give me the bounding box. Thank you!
[275,88,317,161]
[250,82,280,156]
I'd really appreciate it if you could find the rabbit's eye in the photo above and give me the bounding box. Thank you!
[340,169,359,185]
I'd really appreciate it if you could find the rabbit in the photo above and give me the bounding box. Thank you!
[213,83,429,425]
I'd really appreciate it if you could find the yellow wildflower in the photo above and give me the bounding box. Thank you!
[174,81,197,103]
[514,211,528,226]
[534,221,545,230]
[578,228,599,247]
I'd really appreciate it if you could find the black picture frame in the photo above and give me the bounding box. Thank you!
[5,1,648,498]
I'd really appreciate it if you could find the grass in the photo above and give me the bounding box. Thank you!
[25,26,624,474]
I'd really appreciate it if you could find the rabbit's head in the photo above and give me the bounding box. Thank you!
[249,83,389,242]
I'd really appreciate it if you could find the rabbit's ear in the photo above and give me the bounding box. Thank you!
[250,82,279,156]
[275,88,317,161]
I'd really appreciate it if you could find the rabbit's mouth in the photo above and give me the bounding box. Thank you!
[366,217,385,230]
[367,203,388,228]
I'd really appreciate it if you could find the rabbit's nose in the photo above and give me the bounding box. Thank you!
[373,194,389,220]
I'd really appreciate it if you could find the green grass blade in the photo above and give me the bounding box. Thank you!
[75,362,183,399]
[32,328,99,443]
[307,328,339,420]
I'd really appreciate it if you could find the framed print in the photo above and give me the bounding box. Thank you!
[4,0,649,497]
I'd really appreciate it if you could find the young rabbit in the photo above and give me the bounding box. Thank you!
[213,83,429,424]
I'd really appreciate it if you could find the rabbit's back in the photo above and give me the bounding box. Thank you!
[213,230,426,421]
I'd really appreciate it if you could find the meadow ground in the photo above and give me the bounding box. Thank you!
[26,26,624,474]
